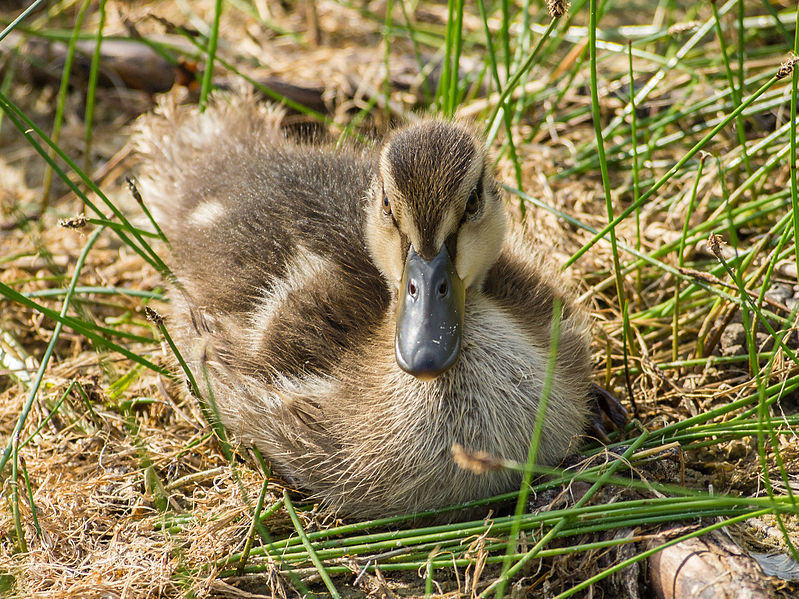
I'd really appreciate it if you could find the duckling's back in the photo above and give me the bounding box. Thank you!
[135,93,391,379]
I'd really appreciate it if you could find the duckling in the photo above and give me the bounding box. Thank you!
[134,92,596,519]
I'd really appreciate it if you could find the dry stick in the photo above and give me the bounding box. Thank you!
[553,508,774,599]
[649,529,775,599]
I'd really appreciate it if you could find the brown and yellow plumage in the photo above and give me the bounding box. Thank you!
[134,92,592,518]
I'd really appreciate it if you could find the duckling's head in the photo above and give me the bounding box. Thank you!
[365,120,507,381]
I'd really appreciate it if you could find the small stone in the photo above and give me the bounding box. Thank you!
[775,260,798,279]
[765,283,793,304]
[720,344,743,357]
[720,323,746,354]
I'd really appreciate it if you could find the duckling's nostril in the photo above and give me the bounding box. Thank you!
[408,280,418,298]
[438,281,448,297]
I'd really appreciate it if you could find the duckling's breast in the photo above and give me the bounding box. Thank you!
[278,292,593,517]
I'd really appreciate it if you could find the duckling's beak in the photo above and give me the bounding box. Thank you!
[395,244,465,381]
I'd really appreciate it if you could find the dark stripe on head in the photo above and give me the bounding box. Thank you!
[385,122,476,259]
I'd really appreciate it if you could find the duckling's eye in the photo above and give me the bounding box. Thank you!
[465,189,480,215]
[382,195,392,215]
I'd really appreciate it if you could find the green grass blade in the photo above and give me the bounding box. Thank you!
[199,0,224,110]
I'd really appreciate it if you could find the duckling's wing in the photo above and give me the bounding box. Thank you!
[135,93,391,379]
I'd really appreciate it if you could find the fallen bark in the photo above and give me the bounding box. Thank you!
[2,32,432,115]
[649,529,776,599]
[6,33,329,111]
